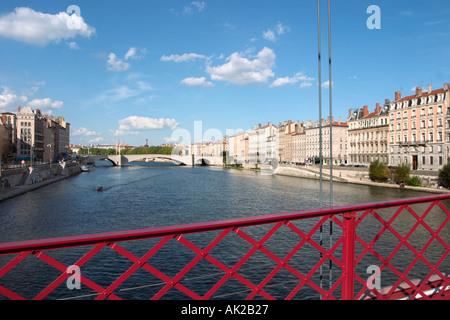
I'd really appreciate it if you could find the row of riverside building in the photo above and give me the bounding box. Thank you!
[0,107,70,164]
[181,82,450,172]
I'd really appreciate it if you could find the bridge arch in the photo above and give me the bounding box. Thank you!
[127,156,187,166]
[95,157,118,166]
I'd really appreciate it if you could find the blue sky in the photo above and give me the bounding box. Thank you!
[0,0,449,146]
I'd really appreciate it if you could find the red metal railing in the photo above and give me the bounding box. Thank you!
[1,194,450,300]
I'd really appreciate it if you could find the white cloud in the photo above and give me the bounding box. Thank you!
[107,53,130,72]
[0,87,27,112]
[118,116,180,132]
[84,77,155,108]
[72,127,101,136]
[321,80,333,89]
[181,77,214,87]
[183,1,206,15]
[28,97,63,110]
[270,72,315,88]
[124,47,137,60]
[88,137,104,144]
[263,30,276,42]
[300,82,313,88]
[161,53,207,63]
[107,47,147,72]
[0,86,63,113]
[206,47,276,86]
[67,41,80,50]
[113,129,139,136]
[0,7,95,46]
[263,22,290,42]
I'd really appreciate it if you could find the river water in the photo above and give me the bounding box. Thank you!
[0,162,449,300]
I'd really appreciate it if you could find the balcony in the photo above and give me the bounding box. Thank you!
[399,141,428,147]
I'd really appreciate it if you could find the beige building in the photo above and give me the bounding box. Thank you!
[305,117,348,165]
[292,131,306,163]
[16,107,45,162]
[348,102,390,165]
[277,120,302,163]
[248,122,277,164]
[389,83,450,171]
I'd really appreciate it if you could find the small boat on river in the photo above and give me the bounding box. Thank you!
[81,162,96,172]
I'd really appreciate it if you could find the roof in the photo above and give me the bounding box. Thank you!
[395,88,446,103]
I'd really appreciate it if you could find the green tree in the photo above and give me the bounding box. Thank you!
[369,160,389,182]
[438,164,450,189]
[394,164,411,183]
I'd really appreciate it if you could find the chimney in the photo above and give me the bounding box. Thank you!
[428,83,432,93]
[375,103,381,114]
[363,105,369,117]
[385,99,390,104]
[416,87,422,96]
[395,91,401,101]
[349,108,352,118]
[18,107,21,112]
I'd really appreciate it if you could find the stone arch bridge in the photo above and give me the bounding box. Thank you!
[86,154,223,167]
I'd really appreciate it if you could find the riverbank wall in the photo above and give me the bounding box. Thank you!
[0,161,82,202]
[274,164,450,194]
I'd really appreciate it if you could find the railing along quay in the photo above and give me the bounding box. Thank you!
[0,194,450,300]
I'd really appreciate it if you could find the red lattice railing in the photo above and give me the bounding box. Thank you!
[1,194,450,300]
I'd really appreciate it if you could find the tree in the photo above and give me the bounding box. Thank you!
[369,160,389,182]
[394,164,411,183]
[438,164,450,189]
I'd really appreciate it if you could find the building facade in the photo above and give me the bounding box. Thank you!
[348,102,390,165]
[389,84,450,171]
[16,107,45,162]
[0,113,16,162]
[305,117,348,165]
